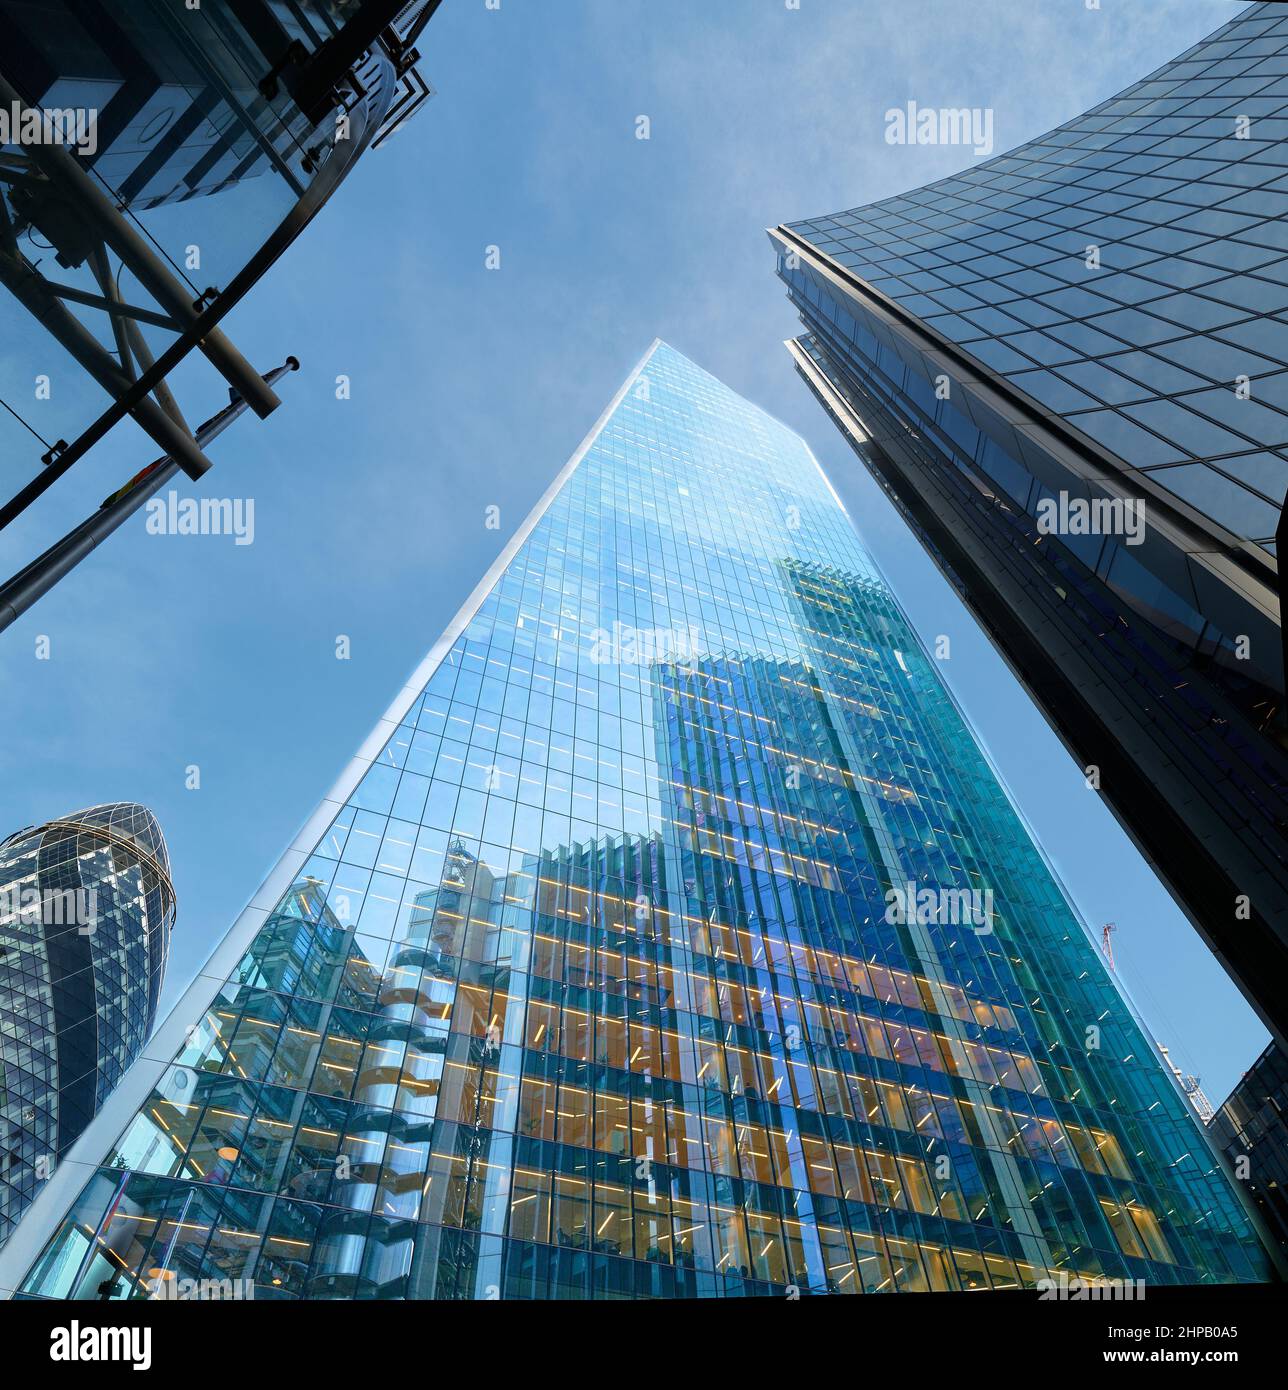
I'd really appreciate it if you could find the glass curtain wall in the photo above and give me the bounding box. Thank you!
[11,344,1272,1299]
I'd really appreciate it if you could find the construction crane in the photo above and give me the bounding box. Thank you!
[1159,1045,1217,1123]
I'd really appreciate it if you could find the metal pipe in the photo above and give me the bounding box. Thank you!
[0,44,394,532]
[0,239,215,479]
[0,358,299,633]
[0,73,281,420]
[43,280,178,331]
[88,245,134,379]
[120,309,192,438]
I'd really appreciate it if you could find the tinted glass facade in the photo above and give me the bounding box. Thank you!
[771,1,1288,1051]
[0,803,174,1249]
[2,343,1271,1300]
[784,3,1288,552]
[1209,1041,1288,1256]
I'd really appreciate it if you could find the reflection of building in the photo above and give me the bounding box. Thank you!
[0,1,439,629]
[308,852,492,1300]
[407,841,500,962]
[3,343,1276,1301]
[0,803,174,1250]
[770,2,1288,1051]
[1209,1043,1288,1257]
[17,876,365,1300]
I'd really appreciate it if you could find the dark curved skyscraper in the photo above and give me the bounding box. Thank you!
[0,803,175,1247]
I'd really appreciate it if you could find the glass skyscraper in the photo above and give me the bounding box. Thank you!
[1210,1041,1288,1257]
[771,0,1288,1053]
[0,803,175,1250]
[0,343,1271,1300]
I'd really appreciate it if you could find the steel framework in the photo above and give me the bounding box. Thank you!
[0,0,439,628]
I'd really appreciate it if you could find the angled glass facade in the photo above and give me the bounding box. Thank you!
[1209,1041,1288,1256]
[771,0,1288,1051]
[2,343,1271,1300]
[0,803,175,1249]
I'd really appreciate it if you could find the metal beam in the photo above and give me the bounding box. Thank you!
[281,0,409,122]
[0,72,281,420]
[0,38,397,533]
[121,313,191,437]
[42,279,178,331]
[88,244,134,376]
[0,358,299,633]
[0,231,214,479]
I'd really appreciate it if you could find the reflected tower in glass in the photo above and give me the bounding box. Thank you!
[770,1,1288,1051]
[0,803,175,1250]
[0,342,1273,1299]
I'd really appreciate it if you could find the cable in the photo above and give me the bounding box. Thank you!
[0,392,52,450]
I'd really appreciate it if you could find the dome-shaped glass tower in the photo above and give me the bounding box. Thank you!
[0,802,175,1248]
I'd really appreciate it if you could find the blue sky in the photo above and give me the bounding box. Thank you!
[0,0,1264,1099]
